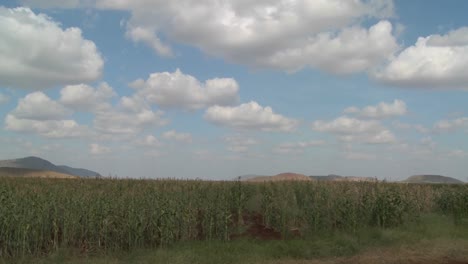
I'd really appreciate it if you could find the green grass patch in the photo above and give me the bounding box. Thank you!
[4,214,467,264]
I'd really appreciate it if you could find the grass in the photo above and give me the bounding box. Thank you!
[4,214,467,264]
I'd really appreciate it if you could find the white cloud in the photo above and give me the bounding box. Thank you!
[22,1,396,74]
[93,105,167,136]
[274,140,325,154]
[263,21,398,73]
[89,143,110,155]
[162,130,192,143]
[374,27,468,89]
[0,7,103,89]
[427,27,468,47]
[344,99,407,119]
[0,93,10,105]
[433,117,468,132]
[447,150,467,158]
[60,82,116,111]
[131,69,239,110]
[90,93,167,138]
[125,25,173,56]
[313,116,396,144]
[11,92,70,120]
[5,114,90,138]
[388,138,437,157]
[4,91,89,138]
[339,130,396,144]
[313,116,383,134]
[393,121,429,133]
[134,135,161,147]
[224,135,257,153]
[205,101,298,132]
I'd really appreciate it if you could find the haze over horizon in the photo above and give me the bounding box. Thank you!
[0,0,467,181]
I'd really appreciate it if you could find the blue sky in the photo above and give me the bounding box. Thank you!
[0,0,467,181]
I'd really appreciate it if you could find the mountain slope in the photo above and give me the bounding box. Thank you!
[0,167,77,179]
[403,175,463,184]
[58,165,101,178]
[0,156,100,178]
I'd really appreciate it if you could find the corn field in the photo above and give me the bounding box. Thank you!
[0,177,466,257]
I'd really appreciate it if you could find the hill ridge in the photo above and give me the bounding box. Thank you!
[0,156,101,178]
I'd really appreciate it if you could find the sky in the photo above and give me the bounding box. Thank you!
[0,0,467,181]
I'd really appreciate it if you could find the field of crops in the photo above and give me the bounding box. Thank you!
[0,177,466,258]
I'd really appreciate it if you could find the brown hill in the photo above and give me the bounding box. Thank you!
[0,156,101,178]
[402,175,463,184]
[247,172,313,182]
[0,167,78,179]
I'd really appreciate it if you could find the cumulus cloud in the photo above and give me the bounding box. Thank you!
[447,149,467,158]
[433,117,468,132]
[313,116,383,134]
[313,116,396,144]
[21,1,396,74]
[10,92,70,120]
[374,27,468,89]
[130,69,239,110]
[205,101,298,132]
[274,140,325,154]
[93,105,167,136]
[4,91,90,138]
[5,114,89,138]
[89,143,110,155]
[162,130,193,143]
[263,21,398,73]
[60,82,116,111]
[0,7,103,89]
[134,135,161,147]
[392,121,429,133]
[339,130,396,144]
[122,1,397,73]
[344,99,407,119]
[125,25,173,56]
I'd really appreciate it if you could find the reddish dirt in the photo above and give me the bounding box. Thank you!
[230,213,282,240]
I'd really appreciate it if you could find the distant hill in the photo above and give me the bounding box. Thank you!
[403,175,463,184]
[58,165,101,178]
[246,172,313,182]
[0,156,101,178]
[310,174,378,182]
[240,173,379,182]
[0,167,77,179]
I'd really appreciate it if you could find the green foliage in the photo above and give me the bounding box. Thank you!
[0,177,466,258]
[436,184,468,224]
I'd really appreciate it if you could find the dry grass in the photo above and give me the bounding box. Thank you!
[0,167,77,179]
